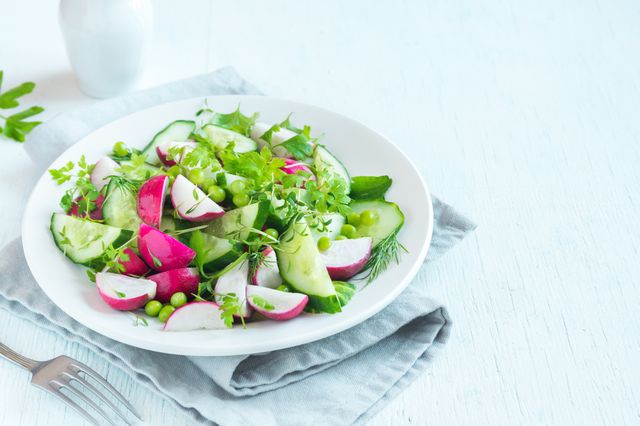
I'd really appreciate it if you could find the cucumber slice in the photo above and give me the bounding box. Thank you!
[276,220,341,313]
[308,213,345,241]
[118,161,162,181]
[102,179,142,231]
[203,124,258,153]
[142,120,196,165]
[314,145,351,193]
[50,213,132,266]
[189,231,244,272]
[204,201,270,241]
[351,199,405,244]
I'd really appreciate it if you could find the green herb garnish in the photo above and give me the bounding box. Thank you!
[361,233,408,283]
[250,295,275,311]
[0,71,45,143]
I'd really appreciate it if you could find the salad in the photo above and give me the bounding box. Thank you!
[48,105,406,331]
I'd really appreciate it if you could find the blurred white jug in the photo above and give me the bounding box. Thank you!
[59,0,153,98]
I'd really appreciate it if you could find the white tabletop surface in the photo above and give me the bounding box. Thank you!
[2,0,640,425]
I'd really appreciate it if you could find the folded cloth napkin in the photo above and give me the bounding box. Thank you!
[1,67,476,425]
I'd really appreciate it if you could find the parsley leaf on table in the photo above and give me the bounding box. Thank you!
[0,70,45,143]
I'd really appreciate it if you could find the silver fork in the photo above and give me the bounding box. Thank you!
[0,341,142,425]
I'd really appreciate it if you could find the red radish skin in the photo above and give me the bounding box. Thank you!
[91,156,120,191]
[171,174,225,222]
[68,194,105,221]
[319,237,373,280]
[246,286,308,321]
[147,267,200,303]
[137,175,169,227]
[281,158,314,177]
[155,141,197,166]
[137,223,196,272]
[96,272,156,311]
[252,246,283,288]
[163,301,227,331]
[117,248,150,276]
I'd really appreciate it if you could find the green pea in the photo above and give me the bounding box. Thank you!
[317,236,331,251]
[276,284,290,292]
[207,185,226,203]
[170,292,187,308]
[113,141,130,157]
[166,165,181,178]
[233,193,250,207]
[229,180,247,195]
[144,300,162,317]
[335,235,348,241]
[347,212,361,227]
[158,305,176,323]
[340,224,357,239]
[264,228,279,240]
[187,168,205,185]
[360,210,379,226]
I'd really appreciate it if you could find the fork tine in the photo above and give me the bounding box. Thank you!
[69,362,143,420]
[49,380,100,426]
[63,370,131,425]
[58,375,119,426]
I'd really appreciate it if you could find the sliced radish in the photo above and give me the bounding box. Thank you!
[251,122,304,158]
[137,223,196,272]
[246,285,308,321]
[147,267,200,303]
[281,158,314,176]
[137,175,169,227]
[117,248,150,276]
[155,141,197,167]
[171,174,225,222]
[91,156,120,191]
[95,272,156,311]
[68,194,105,221]
[214,257,253,318]
[252,246,283,289]
[163,302,227,331]
[319,237,373,280]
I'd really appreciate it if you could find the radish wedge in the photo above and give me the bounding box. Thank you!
[281,158,314,176]
[117,248,150,276]
[163,302,227,331]
[147,267,200,303]
[319,237,373,280]
[246,286,308,321]
[137,223,196,272]
[155,141,197,166]
[251,122,304,158]
[96,272,156,311]
[137,175,169,227]
[91,156,120,191]
[214,255,252,318]
[252,246,283,289]
[171,174,225,222]
[69,194,105,221]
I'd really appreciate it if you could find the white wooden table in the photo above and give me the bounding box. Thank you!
[2,0,640,424]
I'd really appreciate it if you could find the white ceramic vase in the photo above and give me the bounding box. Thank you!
[59,0,153,98]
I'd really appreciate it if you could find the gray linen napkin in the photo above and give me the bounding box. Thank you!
[1,68,476,425]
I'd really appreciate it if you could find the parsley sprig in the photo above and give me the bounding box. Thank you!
[49,155,100,216]
[0,71,45,143]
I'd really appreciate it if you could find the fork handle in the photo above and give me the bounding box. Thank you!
[0,342,38,370]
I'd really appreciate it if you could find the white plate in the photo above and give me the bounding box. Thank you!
[22,96,433,356]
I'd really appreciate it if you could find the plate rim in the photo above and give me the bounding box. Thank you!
[22,95,433,356]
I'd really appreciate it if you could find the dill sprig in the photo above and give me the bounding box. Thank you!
[361,233,408,284]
